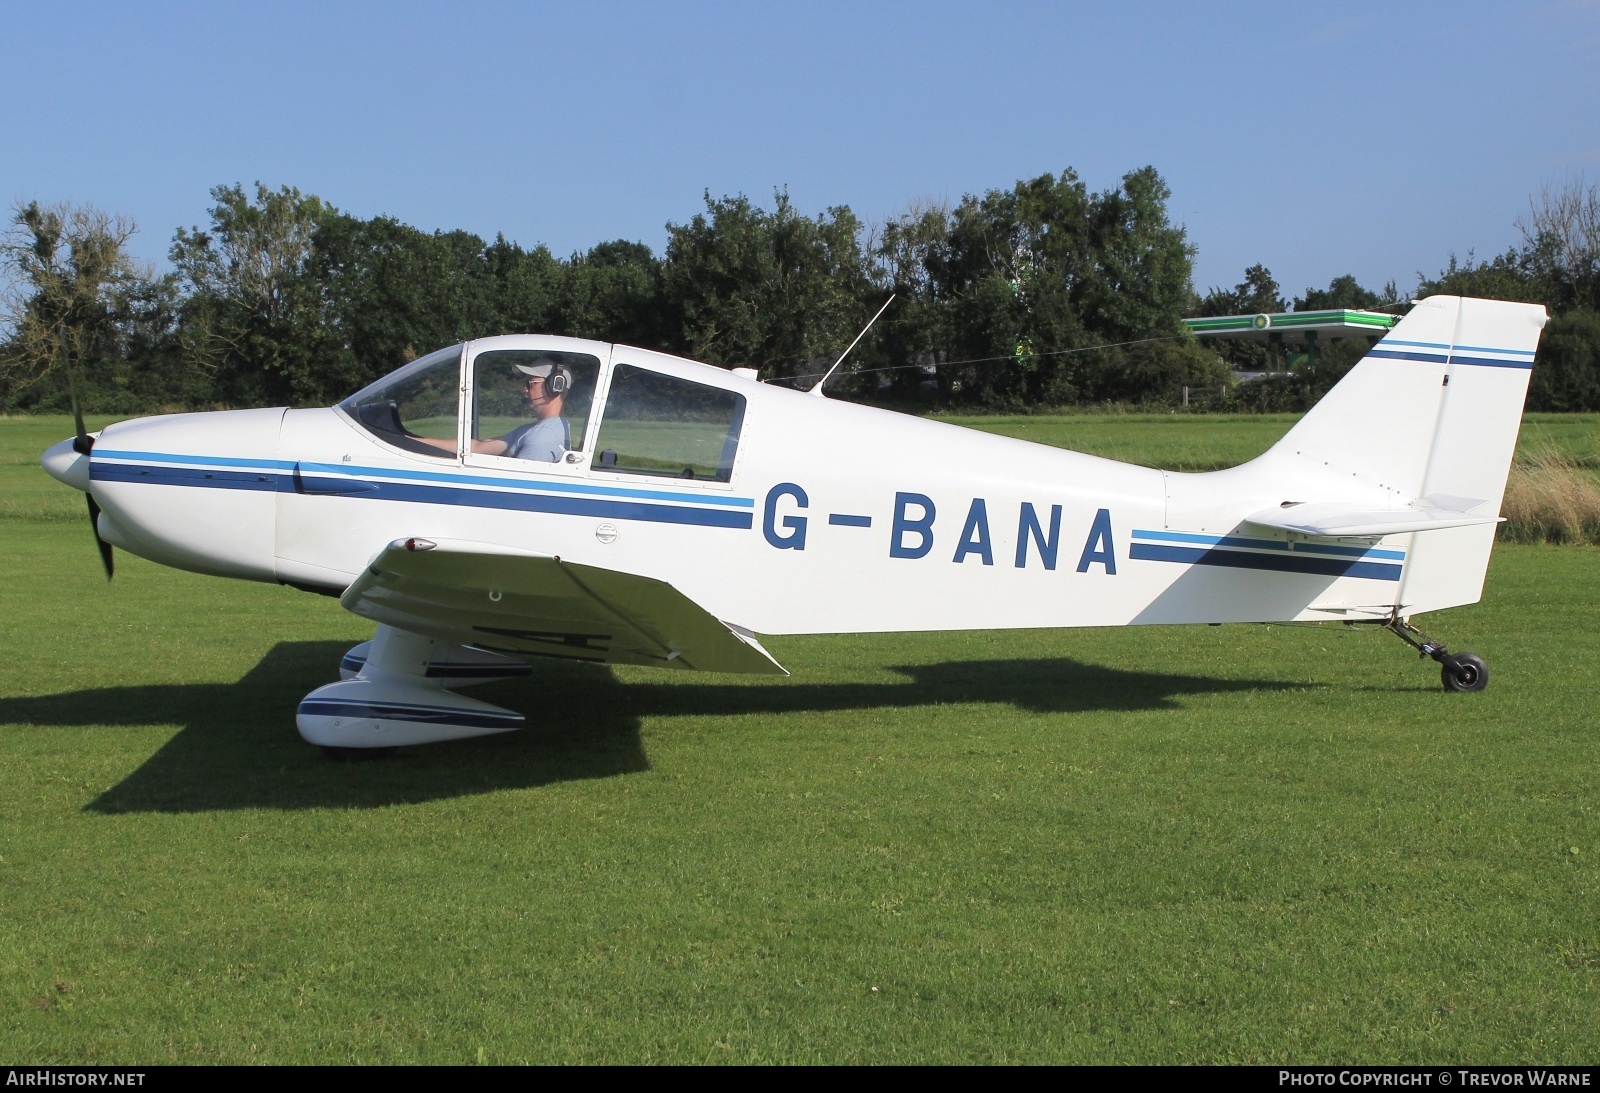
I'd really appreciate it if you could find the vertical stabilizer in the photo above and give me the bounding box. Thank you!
[1254,295,1547,615]
[1395,297,1548,613]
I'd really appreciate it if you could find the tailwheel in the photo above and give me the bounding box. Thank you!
[1440,652,1488,693]
[1383,617,1489,693]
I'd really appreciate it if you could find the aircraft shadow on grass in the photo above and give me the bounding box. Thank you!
[0,641,1296,814]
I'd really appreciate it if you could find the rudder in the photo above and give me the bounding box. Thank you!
[1396,296,1547,614]
[1254,295,1546,615]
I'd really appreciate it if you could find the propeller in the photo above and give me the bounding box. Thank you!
[70,382,93,455]
[67,371,113,579]
[85,494,114,579]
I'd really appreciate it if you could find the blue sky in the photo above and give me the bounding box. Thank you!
[5,1,1597,303]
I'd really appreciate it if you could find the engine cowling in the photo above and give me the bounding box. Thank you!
[86,408,287,582]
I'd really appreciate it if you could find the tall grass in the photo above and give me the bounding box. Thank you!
[1500,446,1600,544]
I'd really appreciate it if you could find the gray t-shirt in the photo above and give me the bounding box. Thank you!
[501,416,569,462]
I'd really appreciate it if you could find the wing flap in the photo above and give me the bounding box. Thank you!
[341,538,786,675]
[1244,495,1502,539]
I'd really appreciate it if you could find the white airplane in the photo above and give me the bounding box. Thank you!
[40,295,1547,751]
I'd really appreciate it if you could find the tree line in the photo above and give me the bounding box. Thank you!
[3,171,1597,415]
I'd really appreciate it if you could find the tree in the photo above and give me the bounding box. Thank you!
[1196,264,1286,317]
[484,233,566,338]
[311,213,500,391]
[1193,264,1286,373]
[1,201,140,403]
[558,239,665,347]
[1519,175,1600,313]
[864,200,951,403]
[1087,339,1232,405]
[927,168,1194,408]
[1293,274,1396,312]
[1419,249,1544,305]
[662,190,872,381]
[1528,309,1600,411]
[1076,166,1194,342]
[170,183,340,406]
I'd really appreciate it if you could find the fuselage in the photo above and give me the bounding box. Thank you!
[49,335,1421,635]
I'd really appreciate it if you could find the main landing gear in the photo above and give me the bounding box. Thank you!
[298,624,531,755]
[1383,616,1488,693]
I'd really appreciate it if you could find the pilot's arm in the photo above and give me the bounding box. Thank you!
[413,421,561,460]
[416,436,509,456]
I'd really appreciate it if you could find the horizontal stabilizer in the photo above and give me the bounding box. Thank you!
[341,538,787,675]
[1244,495,1501,539]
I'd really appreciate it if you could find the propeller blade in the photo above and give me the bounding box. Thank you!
[85,494,113,580]
[68,370,93,455]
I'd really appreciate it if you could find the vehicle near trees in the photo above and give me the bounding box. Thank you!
[41,296,1546,751]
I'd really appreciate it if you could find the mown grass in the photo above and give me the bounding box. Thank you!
[2,415,1599,1063]
[0,417,120,522]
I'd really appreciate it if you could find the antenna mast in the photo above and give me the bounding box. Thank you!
[808,294,895,397]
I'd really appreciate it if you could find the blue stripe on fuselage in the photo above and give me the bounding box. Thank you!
[1131,528,1405,561]
[93,449,754,507]
[1129,541,1402,581]
[91,463,283,491]
[295,460,754,507]
[91,459,754,530]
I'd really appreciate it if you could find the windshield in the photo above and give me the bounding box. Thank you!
[339,345,462,458]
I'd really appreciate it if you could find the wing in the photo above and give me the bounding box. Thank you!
[340,538,786,675]
[1244,494,1503,539]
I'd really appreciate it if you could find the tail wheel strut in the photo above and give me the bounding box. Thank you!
[1384,617,1488,693]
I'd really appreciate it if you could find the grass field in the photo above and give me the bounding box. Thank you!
[934,410,1600,473]
[3,414,1598,1063]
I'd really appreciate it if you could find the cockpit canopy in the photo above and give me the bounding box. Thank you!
[337,338,747,483]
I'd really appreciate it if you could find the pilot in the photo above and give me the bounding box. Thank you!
[484,360,571,461]
[416,357,572,460]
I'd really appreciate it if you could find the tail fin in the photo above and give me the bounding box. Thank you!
[1257,295,1548,615]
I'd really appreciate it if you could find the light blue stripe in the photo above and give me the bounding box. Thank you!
[94,460,755,530]
[1368,348,1534,369]
[298,461,754,508]
[1382,337,1529,358]
[1134,529,1289,551]
[1132,528,1405,561]
[1454,344,1535,357]
[1134,529,1283,549]
[94,449,754,508]
[1367,349,1447,364]
[95,449,297,471]
[1133,529,1213,544]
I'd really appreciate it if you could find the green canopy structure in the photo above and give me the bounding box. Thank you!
[1184,308,1401,371]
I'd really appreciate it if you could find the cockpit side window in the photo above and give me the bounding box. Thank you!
[591,365,746,482]
[339,345,462,459]
[471,351,600,464]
